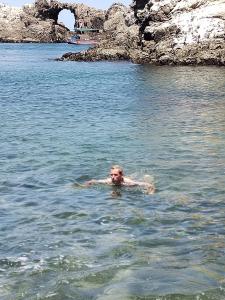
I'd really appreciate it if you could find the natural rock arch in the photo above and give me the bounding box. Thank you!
[0,0,105,42]
[34,0,105,30]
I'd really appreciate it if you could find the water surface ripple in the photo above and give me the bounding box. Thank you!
[0,44,225,300]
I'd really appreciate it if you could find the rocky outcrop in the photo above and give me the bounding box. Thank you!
[2,0,225,65]
[60,0,225,65]
[34,0,104,28]
[102,4,138,49]
[132,0,225,65]
[0,0,105,43]
[58,47,130,61]
[0,3,59,42]
[60,3,140,62]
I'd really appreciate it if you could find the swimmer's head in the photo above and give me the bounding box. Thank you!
[110,165,124,185]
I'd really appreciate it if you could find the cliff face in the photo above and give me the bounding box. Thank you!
[95,4,140,60]
[132,0,225,64]
[0,0,105,43]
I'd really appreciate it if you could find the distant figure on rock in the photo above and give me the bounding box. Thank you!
[85,165,155,194]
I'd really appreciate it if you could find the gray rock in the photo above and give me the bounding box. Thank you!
[133,0,225,65]
[59,0,225,65]
[57,47,130,61]
[0,0,105,43]
[57,3,139,62]
[2,0,225,65]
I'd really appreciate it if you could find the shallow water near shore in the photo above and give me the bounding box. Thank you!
[0,43,225,300]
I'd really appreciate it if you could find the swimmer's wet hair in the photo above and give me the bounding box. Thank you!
[111,165,124,175]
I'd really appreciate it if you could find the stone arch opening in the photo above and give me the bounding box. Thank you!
[34,1,105,41]
[57,9,76,31]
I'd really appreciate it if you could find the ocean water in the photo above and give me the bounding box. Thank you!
[0,43,225,300]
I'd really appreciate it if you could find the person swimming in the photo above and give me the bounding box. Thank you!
[84,165,155,194]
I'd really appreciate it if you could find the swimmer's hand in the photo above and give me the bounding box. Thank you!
[146,184,155,195]
[84,179,97,186]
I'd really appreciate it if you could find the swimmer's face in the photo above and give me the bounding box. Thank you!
[110,168,123,185]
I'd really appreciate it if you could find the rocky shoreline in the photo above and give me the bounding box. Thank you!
[1,0,225,65]
[58,0,225,66]
[57,47,130,62]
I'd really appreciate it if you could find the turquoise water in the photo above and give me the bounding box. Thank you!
[0,43,225,300]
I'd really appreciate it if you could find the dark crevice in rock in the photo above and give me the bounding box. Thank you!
[131,0,149,10]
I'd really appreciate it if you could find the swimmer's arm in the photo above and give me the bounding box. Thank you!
[84,178,111,186]
[144,183,155,194]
